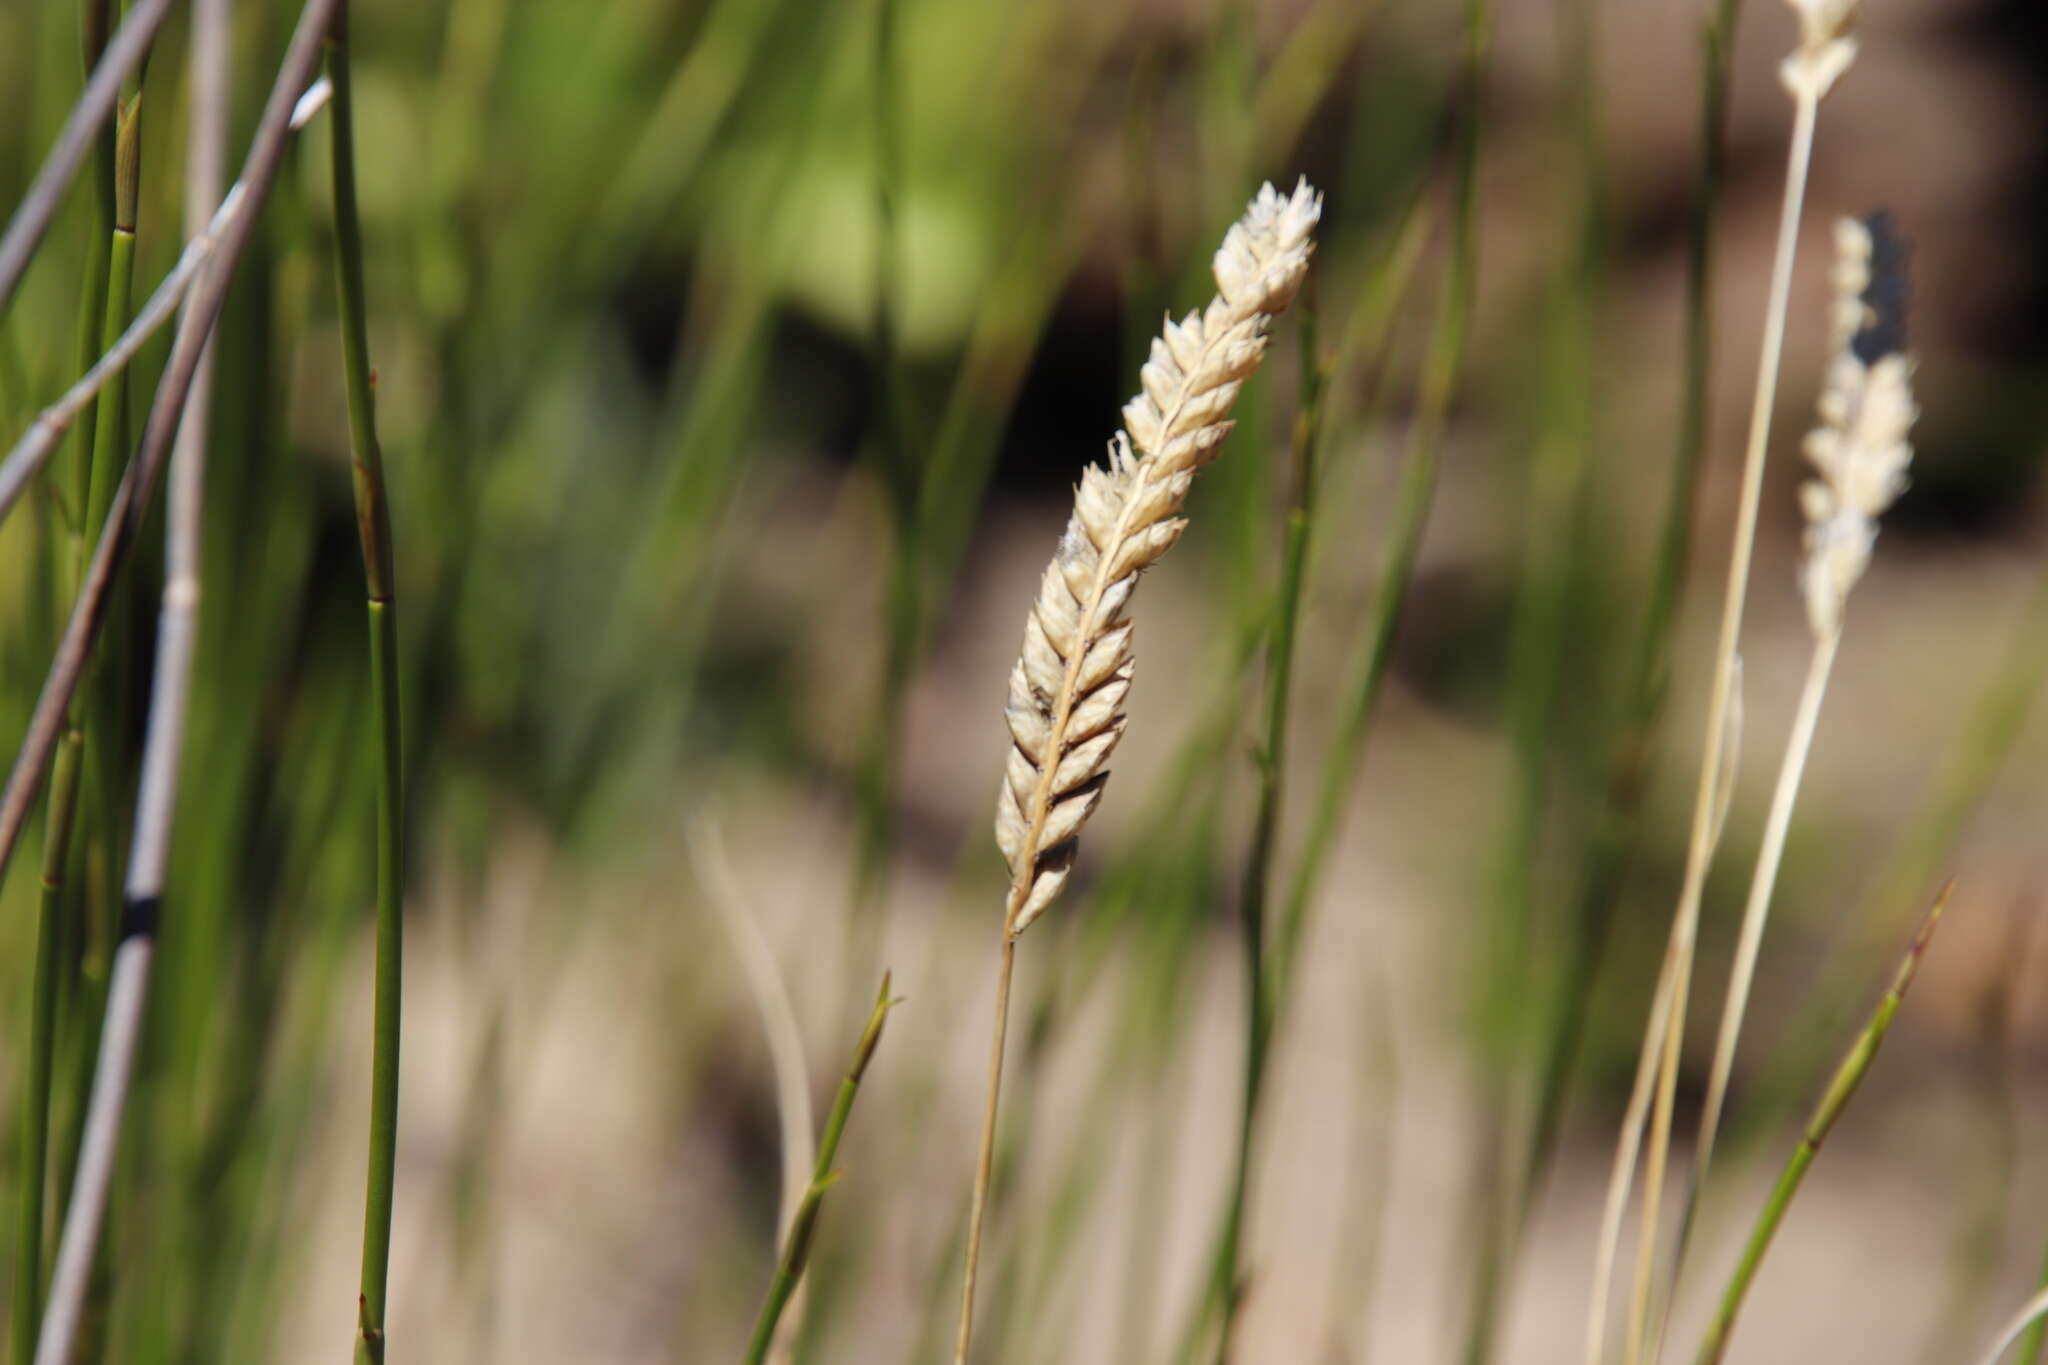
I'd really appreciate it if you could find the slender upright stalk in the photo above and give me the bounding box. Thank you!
[75,92,146,997]
[32,8,347,1361]
[1692,886,1948,1365]
[1681,627,1841,1232]
[327,9,407,1361]
[1662,206,1918,1356]
[741,974,896,1365]
[15,6,116,1353]
[1606,66,1829,1365]
[956,933,1016,1365]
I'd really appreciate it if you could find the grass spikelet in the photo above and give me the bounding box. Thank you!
[1794,212,1915,639]
[958,177,1322,1365]
[994,179,1321,936]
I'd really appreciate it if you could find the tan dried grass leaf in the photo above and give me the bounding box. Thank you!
[993,178,1322,935]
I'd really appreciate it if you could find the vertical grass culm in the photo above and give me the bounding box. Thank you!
[1670,210,1918,1319]
[325,6,408,1361]
[29,8,347,1363]
[1589,5,1867,1360]
[14,5,116,1355]
[954,179,1322,1365]
[742,973,897,1365]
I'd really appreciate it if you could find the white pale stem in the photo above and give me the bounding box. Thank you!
[1973,1285,2048,1365]
[1582,964,1678,1365]
[1610,81,1822,1365]
[1692,628,1840,1196]
[32,940,152,1365]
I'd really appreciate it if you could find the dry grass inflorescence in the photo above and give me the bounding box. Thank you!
[959,177,1322,1365]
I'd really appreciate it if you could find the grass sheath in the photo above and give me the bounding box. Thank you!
[742,973,897,1365]
[1692,884,1950,1365]
[327,8,408,1361]
[30,7,347,1361]
[957,180,1321,1365]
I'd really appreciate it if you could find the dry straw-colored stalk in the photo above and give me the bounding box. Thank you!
[1672,210,1917,1357]
[956,178,1321,1365]
[1591,4,1868,1361]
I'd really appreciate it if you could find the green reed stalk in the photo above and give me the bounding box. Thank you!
[1692,884,1948,1365]
[48,87,145,1320]
[14,6,117,1354]
[328,10,406,1361]
[76,91,144,984]
[742,974,895,1365]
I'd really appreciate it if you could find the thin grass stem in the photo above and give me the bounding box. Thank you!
[30,4,345,1358]
[1977,1286,2048,1365]
[955,931,1016,1365]
[12,5,119,1349]
[324,10,407,1359]
[1669,627,1842,1307]
[1609,79,1824,1365]
[1692,885,1949,1365]
[742,972,895,1365]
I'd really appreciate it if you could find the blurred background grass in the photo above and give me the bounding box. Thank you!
[2,0,2048,1360]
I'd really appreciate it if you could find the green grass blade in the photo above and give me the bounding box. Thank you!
[742,973,896,1365]
[327,9,407,1361]
[1692,883,1950,1365]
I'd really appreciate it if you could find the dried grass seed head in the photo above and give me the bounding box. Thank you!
[995,178,1322,935]
[1782,0,1861,100]
[1800,212,1917,638]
